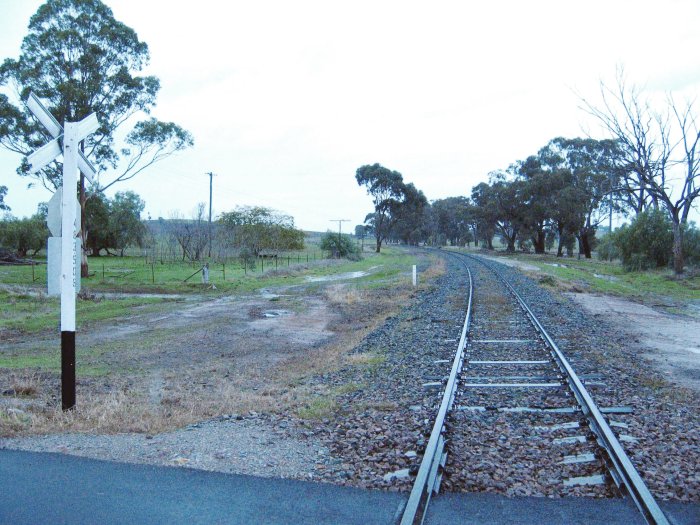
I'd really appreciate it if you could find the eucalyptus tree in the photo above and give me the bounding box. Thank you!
[83,190,146,256]
[354,224,367,251]
[390,182,428,245]
[542,137,622,258]
[516,157,558,254]
[431,196,473,246]
[0,209,48,257]
[470,182,497,249]
[492,176,528,252]
[0,0,193,275]
[355,163,406,252]
[472,174,527,252]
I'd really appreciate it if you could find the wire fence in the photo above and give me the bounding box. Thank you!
[1,251,330,288]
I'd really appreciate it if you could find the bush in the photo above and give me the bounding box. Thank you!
[683,223,700,266]
[320,231,360,260]
[615,209,673,271]
[596,233,620,261]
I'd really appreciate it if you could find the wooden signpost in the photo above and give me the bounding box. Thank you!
[26,93,99,410]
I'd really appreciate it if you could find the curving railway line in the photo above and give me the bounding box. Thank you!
[401,251,669,525]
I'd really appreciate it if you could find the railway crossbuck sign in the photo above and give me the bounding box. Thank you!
[26,92,99,410]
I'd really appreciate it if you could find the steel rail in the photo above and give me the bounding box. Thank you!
[462,252,669,525]
[399,265,473,525]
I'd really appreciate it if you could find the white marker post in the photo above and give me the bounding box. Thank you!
[412,265,417,287]
[26,93,98,410]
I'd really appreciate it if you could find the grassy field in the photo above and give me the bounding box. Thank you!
[0,252,323,290]
[0,245,440,436]
[447,247,700,304]
[0,246,425,338]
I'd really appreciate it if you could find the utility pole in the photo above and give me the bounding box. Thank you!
[329,219,350,258]
[207,172,215,258]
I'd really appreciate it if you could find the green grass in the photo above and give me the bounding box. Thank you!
[0,351,109,376]
[0,246,420,295]
[0,246,425,339]
[296,396,337,419]
[0,354,55,369]
[450,248,700,303]
[0,289,180,334]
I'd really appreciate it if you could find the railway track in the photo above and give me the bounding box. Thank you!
[401,251,669,525]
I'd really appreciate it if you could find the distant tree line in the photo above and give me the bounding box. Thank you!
[355,75,700,275]
[0,206,48,258]
[0,192,306,265]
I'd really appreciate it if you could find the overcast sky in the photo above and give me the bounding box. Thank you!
[1,0,699,231]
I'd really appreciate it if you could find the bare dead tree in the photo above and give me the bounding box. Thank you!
[669,97,700,272]
[580,70,699,274]
[167,204,208,261]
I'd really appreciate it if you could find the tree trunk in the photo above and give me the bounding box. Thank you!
[580,233,592,258]
[672,220,684,275]
[556,224,564,257]
[506,236,516,252]
[533,231,545,254]
[375,236,381,253]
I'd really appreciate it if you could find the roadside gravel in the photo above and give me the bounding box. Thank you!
[0,413,328,479]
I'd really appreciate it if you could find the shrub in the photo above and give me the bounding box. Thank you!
[683,223,700,266]
[596,233,620,261]
[320,231,360,260]
[615,209,673,271]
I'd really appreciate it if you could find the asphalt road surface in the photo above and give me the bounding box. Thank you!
[1,450,698,524]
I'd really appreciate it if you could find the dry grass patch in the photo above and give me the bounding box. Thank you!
[4,373,41,397]
[420,255,446,282]
[346,352,386,367]
[324,284,366,305]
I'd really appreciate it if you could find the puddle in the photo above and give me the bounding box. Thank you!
[305,271,369,283]
[262,309,292,318]
[547,263,568,268]
[259,289,290,301]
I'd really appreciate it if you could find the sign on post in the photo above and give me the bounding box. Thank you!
[47,190,81,296]
[26,92,98,410]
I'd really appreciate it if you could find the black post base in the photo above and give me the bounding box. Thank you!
[61,331,76,410]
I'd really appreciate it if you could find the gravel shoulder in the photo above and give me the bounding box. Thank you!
[0,413,327,479]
